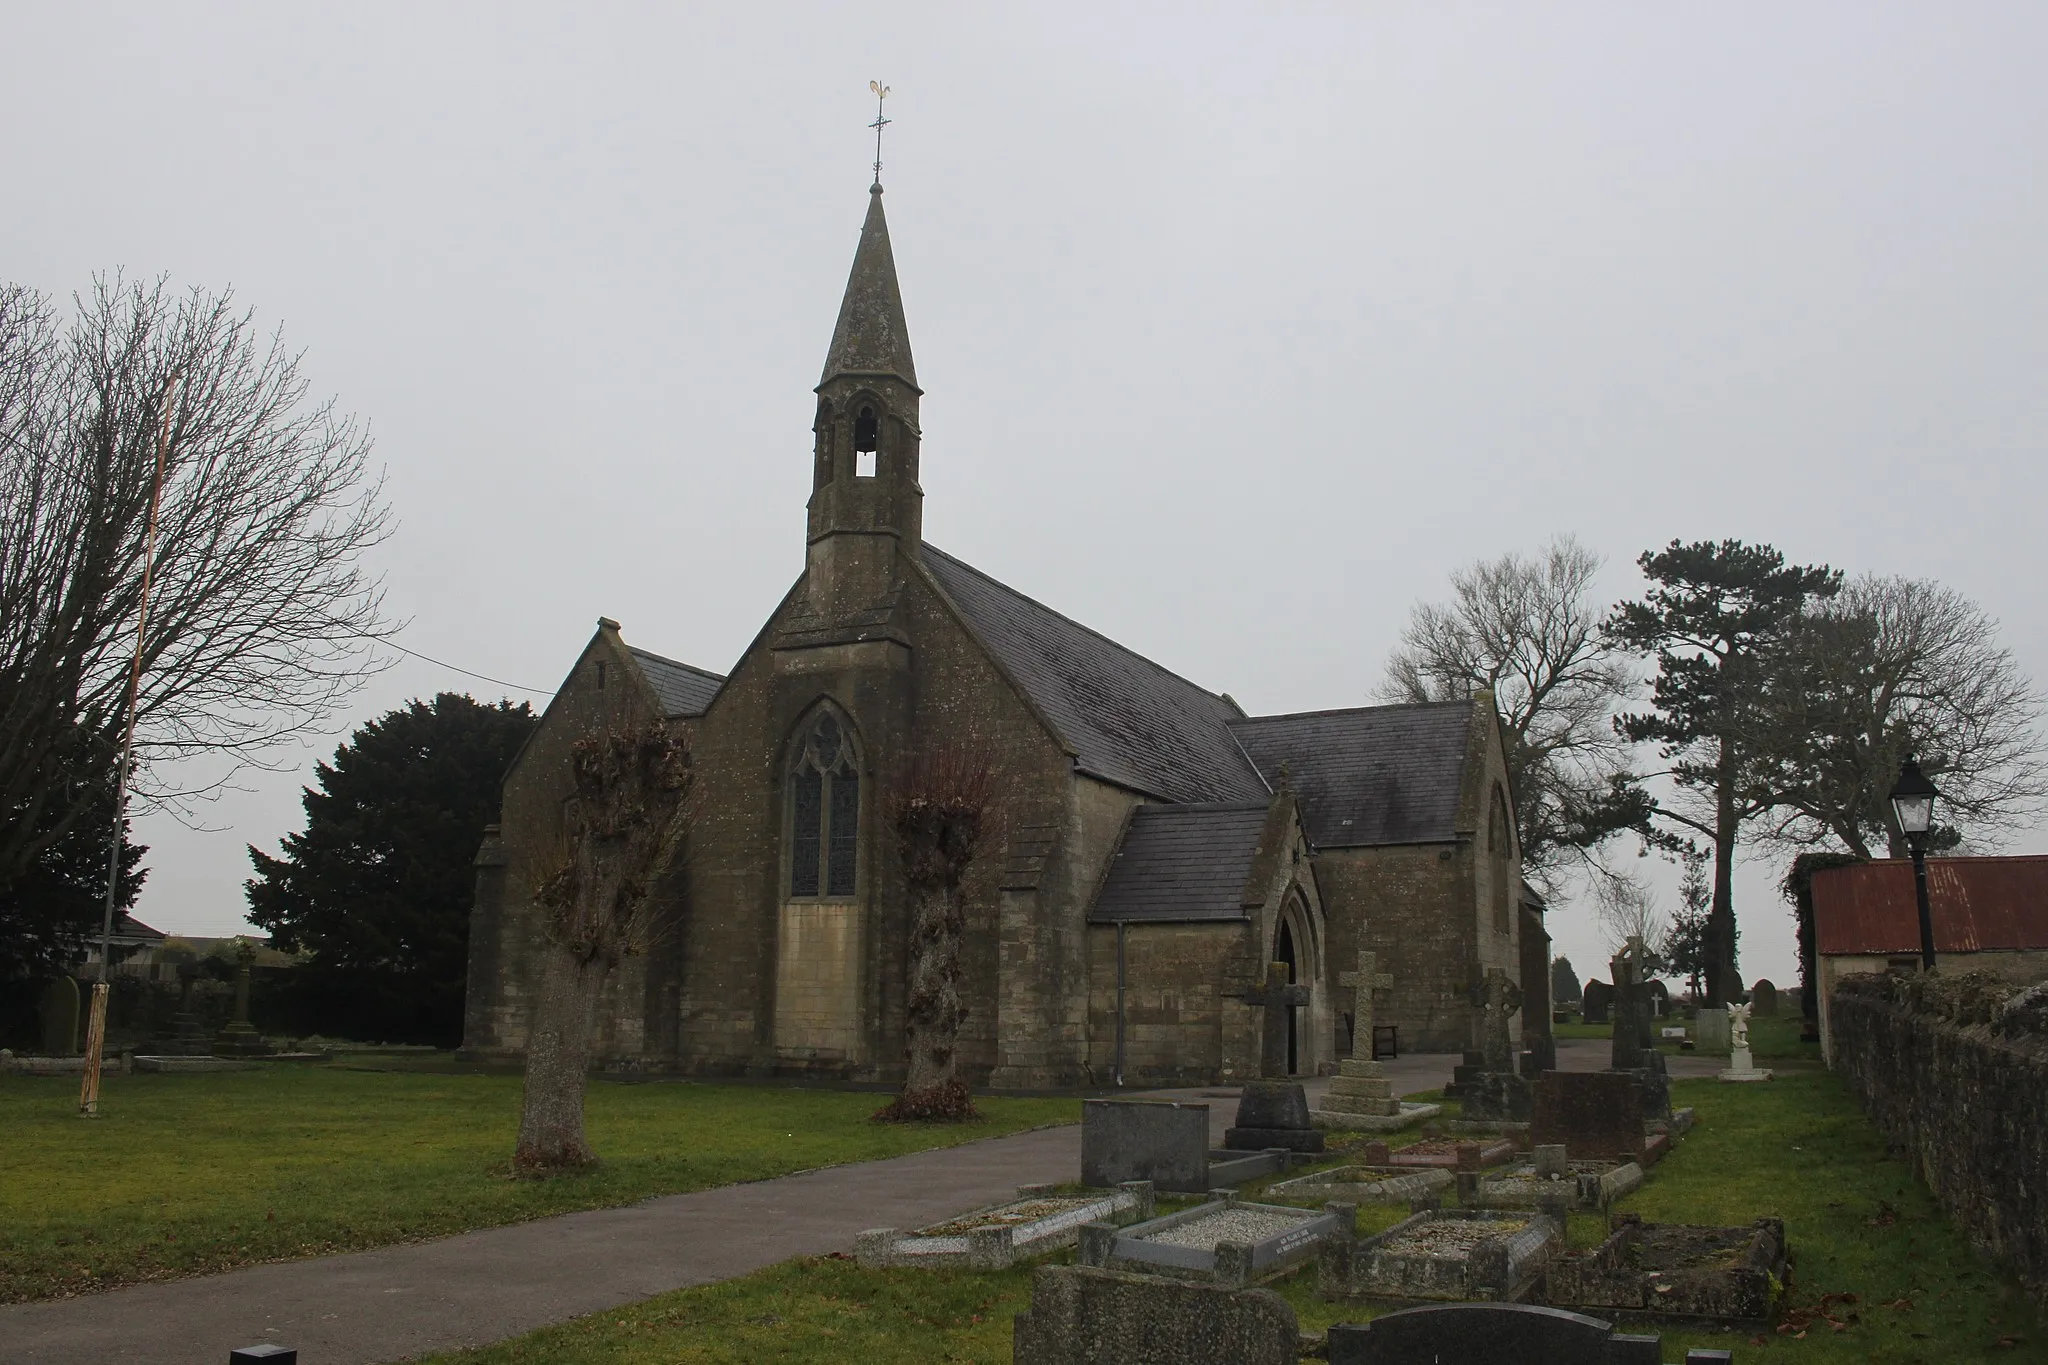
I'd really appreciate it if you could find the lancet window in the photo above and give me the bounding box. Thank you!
[789,711,860,898]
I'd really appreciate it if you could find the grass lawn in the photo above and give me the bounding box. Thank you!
[423,1069,2042,1364]
[0,1064,1075,1304]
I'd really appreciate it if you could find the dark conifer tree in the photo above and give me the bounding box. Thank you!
[246,693,535,1044]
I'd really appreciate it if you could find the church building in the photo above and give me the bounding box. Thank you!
[461,182,1537,1087]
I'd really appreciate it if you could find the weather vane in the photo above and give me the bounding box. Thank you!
[868,80,891,188]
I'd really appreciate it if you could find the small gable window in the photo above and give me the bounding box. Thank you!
[789,711,860,898]
[853,406,879,478]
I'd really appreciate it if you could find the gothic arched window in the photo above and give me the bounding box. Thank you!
[789,711,860,898]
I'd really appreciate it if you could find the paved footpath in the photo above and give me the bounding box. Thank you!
[2,1123,1087,1365]
[8,1047,1739,1365]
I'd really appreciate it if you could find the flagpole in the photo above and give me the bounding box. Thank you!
[80,370,177,1118]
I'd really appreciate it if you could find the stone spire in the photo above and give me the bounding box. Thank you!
[819,186,918,390]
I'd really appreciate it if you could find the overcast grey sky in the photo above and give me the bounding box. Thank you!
[6,4,2044,987]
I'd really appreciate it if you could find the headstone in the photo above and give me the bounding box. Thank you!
[1337,949,1395,1060]
[1531,1071,1652,1164]
[1607,940,1671,1119]
[1694,1007,1731,1053]
[1446,969,1532,1122]
[1327,1302,1715,1365]
[1644,980,1670,1019]
[1581,980,1613,1026]
[1081,1101,1210,1192]
[1012,1263,1301,1365]
[1224,963,1324,1153]
[1314,948,1436,1132]
[38,976,80,1056]
[229,1347,298,1364]
[1750,980,1779,1017]
[213,943,272,1058]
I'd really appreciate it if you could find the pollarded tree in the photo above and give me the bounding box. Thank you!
[875,742,995,1124]
[245,694,538,1045]
[1379,535,1645,891]
[515,723,691,1173]
[1608,539,1840,1005]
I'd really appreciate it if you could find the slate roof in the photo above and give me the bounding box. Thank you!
[627,647,725,718]
[1228,703,1473,848]
[922,546,1268,805]
[1090,802,1272,923]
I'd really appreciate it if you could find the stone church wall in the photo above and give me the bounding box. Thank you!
[1314,843,1475,1054]
[461,625,675,1061]
[1085,920,1260,1086]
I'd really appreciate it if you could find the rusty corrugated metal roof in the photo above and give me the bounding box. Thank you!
[1812,856,2048,955]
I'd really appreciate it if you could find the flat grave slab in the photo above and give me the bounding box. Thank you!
[1083,1196,1347,1288]
[1366,1138,1517,1170]
[1266,1165,1454,1205]
[857,1182,1154,1270]
[1469,1160,1644,1213]
[1546,1214,1789,1324]
[1322,1208,1562,1304]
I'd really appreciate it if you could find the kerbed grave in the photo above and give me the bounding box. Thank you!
[1081,1194,1348,1288]
[1366,1138,1517,1170]
[856,1182,1154,1270]
[1321,1208,1562,1304]
[1266,1164,1453,1205]
[1546,1214,1789,1325]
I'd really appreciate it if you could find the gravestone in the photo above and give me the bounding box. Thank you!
[1607,939,1671,1119]
[1315,949,1435,1132]
[1012,1263,1301,1365]
[1581,980,1613,1025]
[38,976,80,1056]
[1081,1101,1211,1193]
[1327,1302,1729,1365]
[1645,980,1670,1019]
[1446,969,1532,1122]
[1750,980,1779,1017]
[1717,1002,1772,1083]
[213,943,272,1058]
[1531,1071,1654,1165]
[1224,963,1324,1153]
[1695,1007,1731,1053]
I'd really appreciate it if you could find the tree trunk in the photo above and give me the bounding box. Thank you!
[514,946,608,1172]
[884,881,975,1122]
[1706,743,1739,1007]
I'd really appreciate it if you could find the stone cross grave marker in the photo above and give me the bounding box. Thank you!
[1244,961,1311,1079]
[1337,948,1394,1060]
[1474,968,1523,1073]
[1609,936,1649,1071]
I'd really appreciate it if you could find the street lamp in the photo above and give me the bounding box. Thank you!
[1888,755,1941,973]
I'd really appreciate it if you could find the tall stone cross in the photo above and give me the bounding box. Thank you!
[1244,960,1312,1080]
[1337,948,1394,1060]
[1475,967,1524,1073]
[1610,935,1648,1070]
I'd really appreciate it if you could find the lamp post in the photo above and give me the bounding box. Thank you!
[1888,755,1941,973]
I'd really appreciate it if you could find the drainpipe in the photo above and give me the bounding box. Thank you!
[1114,921,1128,1087]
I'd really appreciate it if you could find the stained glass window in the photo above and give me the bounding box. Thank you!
[828,763,860,896]
[790,767,822,897]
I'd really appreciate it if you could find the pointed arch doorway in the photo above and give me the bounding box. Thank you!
[1272,890,1321,1076]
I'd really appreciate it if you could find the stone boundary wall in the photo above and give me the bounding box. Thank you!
[1829,970,2048,1311]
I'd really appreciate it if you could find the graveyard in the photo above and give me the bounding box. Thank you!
[365,1069,2035,1364]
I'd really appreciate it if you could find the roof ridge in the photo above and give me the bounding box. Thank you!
[922,543,1235,707]
[625,644,727,684]
[1131,799,1274,815]
[1232,699,1474,725]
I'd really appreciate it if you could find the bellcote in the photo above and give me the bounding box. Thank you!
[808,186,923,558]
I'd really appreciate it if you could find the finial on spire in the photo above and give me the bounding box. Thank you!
[868,80,891,190]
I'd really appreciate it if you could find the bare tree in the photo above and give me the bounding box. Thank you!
[516,724,691,1172]
[874,741,995,1123]
[1751,575,2046,858]
[0,277,390,893]
[1379,535,1643,890]
[1592,866,1668,963]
